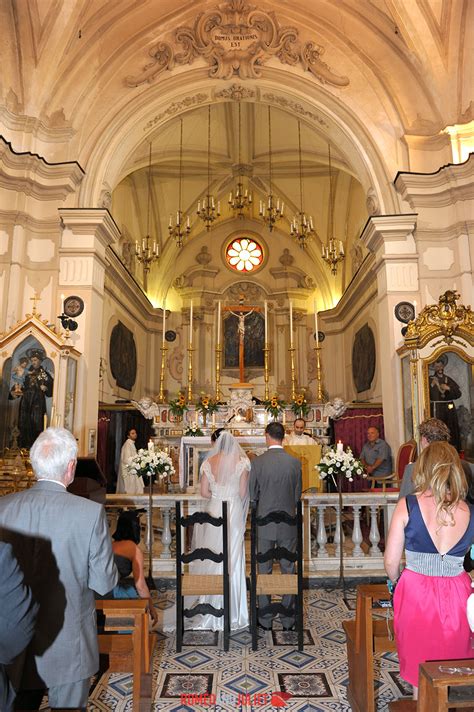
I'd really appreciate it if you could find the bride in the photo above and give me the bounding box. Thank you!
[187,429,250,631]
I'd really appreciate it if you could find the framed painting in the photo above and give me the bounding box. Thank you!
[422,347,473,458]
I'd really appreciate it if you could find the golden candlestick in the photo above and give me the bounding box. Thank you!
[158,346,168,403]
[187,345,194,402]
[215,344,222,402]
[314,345,325,402]
[289,346,297,401]
[263,344,270,400]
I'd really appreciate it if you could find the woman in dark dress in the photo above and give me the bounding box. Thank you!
[110,510,158,623]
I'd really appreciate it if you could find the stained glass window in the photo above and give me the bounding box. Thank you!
[225,237,263,272]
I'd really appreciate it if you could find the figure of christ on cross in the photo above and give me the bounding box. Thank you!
[223,303,261,384]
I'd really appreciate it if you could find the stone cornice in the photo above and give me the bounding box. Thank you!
[0,106,75,143]
[0,136,84,201]
[361,214,418,254]
[0,209,60,232]
[59,208,121,248]
[320,253,378,330]
[394,153,474,209]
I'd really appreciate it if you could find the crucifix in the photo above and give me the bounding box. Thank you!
[224,296,261,384]
[30,293,41,316]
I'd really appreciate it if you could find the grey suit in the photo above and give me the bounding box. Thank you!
[0,480,117,704]
[0,542,37,712]
[250,446,302,628]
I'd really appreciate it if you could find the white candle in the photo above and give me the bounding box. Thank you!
[50,405,56,426]
[212,412,216,428]
[289,301,293,347]
[413,300,417,318]
[189,300,193,346]
[282,409,286,426]
[314,300,319,345]
[216,301,221,345]
[148,439,153,451]
[264,300,268,343]
[162,301,166,346]
[336,440,344,454]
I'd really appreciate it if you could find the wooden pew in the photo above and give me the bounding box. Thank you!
[95,599,156,712]
[389,659,474,712]
[343,583,396,712]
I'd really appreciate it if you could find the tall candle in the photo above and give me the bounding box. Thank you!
[162,301,166,346]
[289,301,294,347]
[264,300,268,342]
[336,440,344,454]
[216,301,221,345]
[189,300,193,346]
[314,299,319,345]
[43,414,48,431]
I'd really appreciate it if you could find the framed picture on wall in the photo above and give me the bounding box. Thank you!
[422,348,473,458]
[400,353,414,441]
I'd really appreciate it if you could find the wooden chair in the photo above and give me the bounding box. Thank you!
[343,583,397,712]
[389,658,474,712]
[249,501,304,651]
[95,599,156,712]
[175,500,230,652]
[368,439,417,491]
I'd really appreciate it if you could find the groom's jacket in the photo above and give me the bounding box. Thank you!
[249,447,302,538]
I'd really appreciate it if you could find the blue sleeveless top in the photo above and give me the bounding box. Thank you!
[404,494,474,577]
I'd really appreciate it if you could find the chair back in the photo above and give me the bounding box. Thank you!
[396,439,417,481]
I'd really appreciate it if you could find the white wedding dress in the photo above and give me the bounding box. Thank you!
[186,446,250,631]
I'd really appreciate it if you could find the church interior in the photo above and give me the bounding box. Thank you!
[0,0,473,709]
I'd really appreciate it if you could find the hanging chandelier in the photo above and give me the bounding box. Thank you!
[290,120,315,249]
[197,105,220,231]
[322,143,345,275]
[228,102,252,218]
[135,141,159,272]
[259,105,283,231]
[168,117,190,248]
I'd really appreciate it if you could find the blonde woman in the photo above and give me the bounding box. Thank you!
[384,441,474,698]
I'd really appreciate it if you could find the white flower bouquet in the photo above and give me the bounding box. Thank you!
[317,444,366,487]
[127,442,175,481]
[184,424,204,437]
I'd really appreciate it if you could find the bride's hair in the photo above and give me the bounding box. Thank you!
[211,428,225,443]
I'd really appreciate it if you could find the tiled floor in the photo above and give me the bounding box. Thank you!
[85,579,412,711]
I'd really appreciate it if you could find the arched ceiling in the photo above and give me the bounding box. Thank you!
[1,0,472,307]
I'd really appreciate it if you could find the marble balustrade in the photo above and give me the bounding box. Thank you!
[106,491,400,576]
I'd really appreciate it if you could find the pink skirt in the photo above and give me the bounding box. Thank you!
[393,569,473,686]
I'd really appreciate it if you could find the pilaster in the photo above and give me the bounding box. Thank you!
[361,214,418,449]
[58,208,120,455]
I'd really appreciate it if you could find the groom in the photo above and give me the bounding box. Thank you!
[250,421,302,630]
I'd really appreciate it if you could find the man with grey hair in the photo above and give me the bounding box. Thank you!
[399,417,473,499]
[0,428,118,711]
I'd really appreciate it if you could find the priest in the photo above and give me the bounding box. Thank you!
[284,418,315,446]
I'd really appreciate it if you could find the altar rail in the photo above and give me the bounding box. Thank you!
[105,492,400,577]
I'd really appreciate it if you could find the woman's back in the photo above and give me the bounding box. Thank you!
[415,492,471,555]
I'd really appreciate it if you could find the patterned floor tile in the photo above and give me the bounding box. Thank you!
[278,672,333,698]
[85,584,405,711]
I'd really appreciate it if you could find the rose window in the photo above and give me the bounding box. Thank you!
[225,238,263,272]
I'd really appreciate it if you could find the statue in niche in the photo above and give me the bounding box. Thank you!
[224,311,265,371]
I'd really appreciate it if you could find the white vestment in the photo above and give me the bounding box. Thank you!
[116,439,144,494]
[284,432,315,446]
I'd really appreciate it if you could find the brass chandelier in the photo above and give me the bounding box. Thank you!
[322,143,345,275]
[168,117,190,248]
[290,120,315,249]
[135,141,159,272]
[197,105,221,231]
[259,106,283,231]
[228,102,252,218]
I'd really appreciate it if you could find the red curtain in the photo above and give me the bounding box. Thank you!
[333,407,385,492]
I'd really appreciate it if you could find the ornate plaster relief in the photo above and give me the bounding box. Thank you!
[126,1,349,88]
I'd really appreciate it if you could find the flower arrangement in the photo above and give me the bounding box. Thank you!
[317,444,366,487]
[126,442,175,481]
[184,424,204,437]
[290,393,310,419]
[263,394,286,419]
[168,392,188,418]
[196,394,219,415]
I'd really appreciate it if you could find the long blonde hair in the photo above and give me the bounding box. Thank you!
[412,441,467,527]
